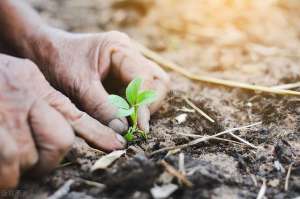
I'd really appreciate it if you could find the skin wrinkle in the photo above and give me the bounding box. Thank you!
[44,90,82,121]
[70,79,82,105]
[0,61,23,92]
[99,45,113,80]
[101,32,133,80]
[50,37,96,101]
[98,35,115,79]
[68,111,86,126]
[92,41,102,79]
[0,70,19,91]
[114,48,129,79]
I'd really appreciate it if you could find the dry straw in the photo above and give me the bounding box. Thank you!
[136,42,300,96]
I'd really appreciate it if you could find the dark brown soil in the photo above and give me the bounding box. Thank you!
[6,0,300,198]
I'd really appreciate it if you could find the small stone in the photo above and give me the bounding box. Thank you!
[150,184,178,199]
[268,179,280,187]
[175,113,188,124]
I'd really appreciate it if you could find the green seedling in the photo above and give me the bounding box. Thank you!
[108,77,157,141]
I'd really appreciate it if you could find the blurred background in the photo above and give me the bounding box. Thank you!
[26,0,300,86]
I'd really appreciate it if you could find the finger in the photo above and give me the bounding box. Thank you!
[44,90,126,151]
[78,80,128,133]
[0,128,20,189]
[72,114,126,151]
[28,100,75,174]
[8,117,39,172]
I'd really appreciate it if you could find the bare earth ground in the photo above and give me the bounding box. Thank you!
[9,0,300,198]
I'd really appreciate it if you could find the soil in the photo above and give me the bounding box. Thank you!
[7,0,300,198]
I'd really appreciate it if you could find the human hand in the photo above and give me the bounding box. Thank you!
[32,30,170,133]
[0,54,125,189]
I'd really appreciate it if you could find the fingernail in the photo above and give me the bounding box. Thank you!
[116,133,127,146]
[109,119,127,133]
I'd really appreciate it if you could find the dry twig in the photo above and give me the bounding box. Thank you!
[48,179,74,199]
[183,97,215,123]
[177,132,247,146]
[176,133,253,145]
[160,160,193,188]
[228,132,258,149]
[285,163,293,191]
[250,174,258,187]
[136,42,300,96]
[151,122,261,155]
[256,179,267,199]
[178,153,185,175]
[150,122,261,156]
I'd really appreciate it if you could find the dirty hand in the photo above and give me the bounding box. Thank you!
[0,54,125,189]
[31,30,170,134]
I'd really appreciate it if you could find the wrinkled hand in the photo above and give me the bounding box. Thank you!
[0,54,125,189]
[34,30,170,134]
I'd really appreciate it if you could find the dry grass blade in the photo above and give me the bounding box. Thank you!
[178,153,185,175]
[135,42,300,96]
[285,163,293,191]
[81,179,106,189]
[228,132,258,149]
[272,82,300,90]
[58,162,73,168]
[256,179,267,199]
[177,132,246,146]
[183,97,215,123]
[150,122,262,156]
[160,160,193,188]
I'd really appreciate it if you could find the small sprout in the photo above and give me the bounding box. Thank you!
[108,77,156,141]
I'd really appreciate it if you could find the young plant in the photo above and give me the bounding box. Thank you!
[108,77,156,141]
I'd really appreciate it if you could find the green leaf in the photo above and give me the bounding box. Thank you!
[124,130,134,141]
[108,95,129,109]
[137,90,156,105]
[117,107,134,118]
[126,77,142,106]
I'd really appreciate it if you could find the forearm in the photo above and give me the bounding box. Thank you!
[0,0,63,62]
